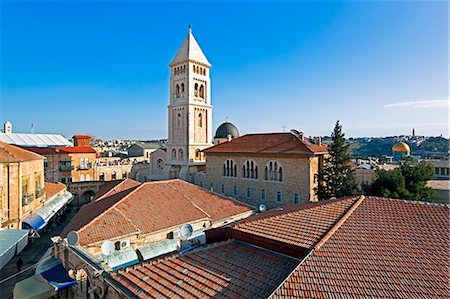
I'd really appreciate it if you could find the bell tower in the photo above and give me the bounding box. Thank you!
[164,26,213,181]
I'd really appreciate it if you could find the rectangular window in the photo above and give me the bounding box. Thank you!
[221,184,225,194]
[261,189,266,201]
[294,193,299,204]
[210,182,214,191]
[276,191,282,203]
[233,186,237,197]
[246,187,251,198]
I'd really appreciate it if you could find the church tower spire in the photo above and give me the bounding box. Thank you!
[164,27,213,181]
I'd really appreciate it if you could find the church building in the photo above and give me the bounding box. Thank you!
[163,27,213,181]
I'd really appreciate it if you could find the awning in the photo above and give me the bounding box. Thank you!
[36,191,73,223]
[137,239,179,261]
[13,258,76,299]
[22,214,47,231]
[0,229,29,269]
[13,274,56,299]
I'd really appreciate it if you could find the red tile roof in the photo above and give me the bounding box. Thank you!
[44,182,66,199]
[111,240,298,299]
[23,145,97,154]
[93,179,141,201]
[271,197,450,298]
[205,132,328,155]
[62,180,253,245]
[233,197,357,250]
[73,134,90,139]
[0,142,45,162]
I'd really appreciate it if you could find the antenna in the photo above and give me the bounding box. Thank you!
[67,231,79,245]
[101,240,115,256]
[31,123,35,134]
[180,224,193,239]
[258,204,267,212]
[281,124,287,132]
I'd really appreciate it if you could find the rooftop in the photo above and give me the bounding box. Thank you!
[204,132,328,155]
[93,179,141,201]
[170,27,210,66]
[62,179,253,245]
[0,142,45,163]
[44,182,66,199]
[111,240,298,299]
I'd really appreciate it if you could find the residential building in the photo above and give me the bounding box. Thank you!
[127,142,160,159]
[163,27,213,181]
[428,159,450,180]
[199,129,328,208]
[43,195,448,298]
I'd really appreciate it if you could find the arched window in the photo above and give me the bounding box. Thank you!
[171,149,177,160]
[194,83,199,97]
[195,149,201,160]
[294,193,299,204]
[80,174,85,182]
[265,161,283,182]
[99,173,105,181]
[221,184,225,194]
[261,189,266,200]
[180,83,185,96]
[198,113,203,127]
[111,172,117,180]
[223,159,237,177]
[177,113,181,128]
[85,174,90,181]
[196,66,199,73]
[276,192,282,203]
[243,160,258,179]
[203,68,206,75]
[178,149,183,160]
[199,85,205,99]
[246,187,251,198]
[176,84,180,97]
[233,185,238,196]
[193,65,196,72]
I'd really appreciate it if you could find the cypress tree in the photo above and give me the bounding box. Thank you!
[315,120,357,199]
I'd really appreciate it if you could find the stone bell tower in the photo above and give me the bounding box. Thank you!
[163,26,213,181]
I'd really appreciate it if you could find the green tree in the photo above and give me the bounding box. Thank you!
[315,121,357,199]
[367,161,435,200]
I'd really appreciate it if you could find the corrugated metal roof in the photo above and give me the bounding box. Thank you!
[0,133,72,147]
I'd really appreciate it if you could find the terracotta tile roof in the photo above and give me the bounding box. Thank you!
[271,197,450,298]
[111,240,298,299]
[0,142,45,162]
[62,180,253,245]
[59,146,97,154]
[44,182,66,198]
[204,132,328,155]
[93,179,141,201]
[73,134,90,139]
[233,197,357,249]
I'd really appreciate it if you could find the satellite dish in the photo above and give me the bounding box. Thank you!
[101,240,115,256]
[180,224,193,238]
[330,197,337,200]
[258,204,267,212]
[67,231,79,245]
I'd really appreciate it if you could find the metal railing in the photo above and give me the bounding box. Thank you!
[78,163,92,170]
[59,165,74,171]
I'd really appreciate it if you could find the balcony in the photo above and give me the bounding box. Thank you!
[35,188,46,198]
[22,193,34,206]
[78,163,92,170]
[59,165,74,171]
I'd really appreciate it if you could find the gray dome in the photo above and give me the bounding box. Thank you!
[214,122,239,139]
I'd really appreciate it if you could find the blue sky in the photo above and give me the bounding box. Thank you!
[1,1,448,140]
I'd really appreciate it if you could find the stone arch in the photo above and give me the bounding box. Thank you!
[199,84,205,99]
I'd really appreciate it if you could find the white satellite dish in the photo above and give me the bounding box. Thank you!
[258,204,267,212]
[67,231,79,245]
[101,240,115,256]
[180,224,193,238]
[330,197,337,200]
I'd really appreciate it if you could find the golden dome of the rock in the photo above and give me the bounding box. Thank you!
[392,141,410,153]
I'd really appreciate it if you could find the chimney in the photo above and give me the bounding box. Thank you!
[73,135,90,146]
[290,129,304,141]
[314,136,322,146]
[4,121,12,134]
[227,134,232,142]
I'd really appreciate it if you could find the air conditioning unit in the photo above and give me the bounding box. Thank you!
[167,230,181,239]
[115,239,130,250]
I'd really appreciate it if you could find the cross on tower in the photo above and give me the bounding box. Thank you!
[281,124,287,132]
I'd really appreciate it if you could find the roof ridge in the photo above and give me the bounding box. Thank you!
[314,195,365,251]
[112,207,141,234]
[167,181,212,219]
[375,196,449,208]
[77,184,144,235]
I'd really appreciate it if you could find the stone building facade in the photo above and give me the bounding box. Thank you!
[0,143,46,228]
[163,27,213,182]
[199,131,328,208]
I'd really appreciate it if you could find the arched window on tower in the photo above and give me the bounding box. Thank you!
[203,68,206,75]
[194,83,199,97]
[177,113,181,128]
[195,149,201,160]
[196,66,199,74]
[198,113,203,127]
[176,84,180,98]
[178,149,183,161]
[171,149,177,160]
[180,83,185,96]
[199,85,205,99]
[193,65,196,73]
